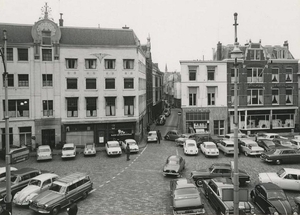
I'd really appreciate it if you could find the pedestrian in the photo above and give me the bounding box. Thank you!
[67,199,78,215]
[157,130,162,144]
[126,143,130,161]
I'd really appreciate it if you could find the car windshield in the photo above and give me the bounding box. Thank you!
[39,148,50,152]
[49,183,63,193]
[277,168,286,178]
[86,144,94,149]
[108,143,119,148]
[187,143,196,147]
[168,160,179,165]
[29,179,42,186]
[127,142,136,145]
[206,144,216,149]
[148,133,157,137]
[226,144,234,147]
[264,140,275,146]
[267,191,287,200]
[63,147,74,150]
[175,188,198,196]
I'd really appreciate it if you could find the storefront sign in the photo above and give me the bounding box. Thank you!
[185,108,210,112]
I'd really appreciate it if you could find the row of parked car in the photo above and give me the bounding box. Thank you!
[164,155,300,215]
[156,108,171,125]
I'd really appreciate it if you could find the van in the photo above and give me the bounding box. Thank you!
[29,172,93,215]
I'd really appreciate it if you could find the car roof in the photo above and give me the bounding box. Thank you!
[38,145,51,149]
[175,183,196,190]
[125,139,136,142]
[203,141,216,145]
[31,173,58,181]
[222,140,234,144]
[241,139,257,144]
[168,155,181,161]
[281,168,300,174]
[185,139,196,143]
[107,141,119,144]
[12,168,39,175]
[63,143,75,147]
[149,131,157,134]
[260,182,282,191]
[211,163,231,169]
[54,172,88,186]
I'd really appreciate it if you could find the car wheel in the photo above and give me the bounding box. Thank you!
[195,179,203,187]
[275,159,282,165]
[82,192,88,199]
[244,152,248,156]
[51,206,60,215]
[165,136,169,140]
[204,153,208,158]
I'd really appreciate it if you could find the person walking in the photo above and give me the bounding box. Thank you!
[126,143,130,161]
[67,199,78,215]
[157,130,162,144]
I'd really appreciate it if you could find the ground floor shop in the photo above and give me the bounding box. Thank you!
[181,107,228,136]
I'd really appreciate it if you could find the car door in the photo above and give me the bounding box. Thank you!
[279,173,299,190]
[210,168,223,178]
[255,186,269,213]
[41,179,53,192]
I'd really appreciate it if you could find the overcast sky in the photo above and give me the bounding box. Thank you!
[1,0,299,72]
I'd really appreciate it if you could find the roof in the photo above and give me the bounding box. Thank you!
[211,163,231,169]
[260,182,282,191]
[38,145,51,149]
[31,173,58,181]
[168,155,181,161]
[55,172,88,185]
[281,168,300,174]
[185,139,196,143]
[241,139,257,144]
[12,168,38,175]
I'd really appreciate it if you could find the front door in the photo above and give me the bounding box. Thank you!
[42,129,55,149]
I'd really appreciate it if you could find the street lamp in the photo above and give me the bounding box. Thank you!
[230,12,243,215]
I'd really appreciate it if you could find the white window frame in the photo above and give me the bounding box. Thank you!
[247,68,263,83]
[247,89,264,105]
[285,68,293,82]
[207,87,216,106]
[286,88,293,105]
[85,59,97,69]
[188,87,197,106]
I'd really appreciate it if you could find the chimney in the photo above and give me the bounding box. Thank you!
[59,13,63,27]
[122,25,129,29]
[283,40,289,50]
[217,41,222,60]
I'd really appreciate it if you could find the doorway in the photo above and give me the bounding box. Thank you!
[42,129,55,149]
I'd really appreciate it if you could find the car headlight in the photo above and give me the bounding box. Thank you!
[274,212,279,215]
[292,212,298,215]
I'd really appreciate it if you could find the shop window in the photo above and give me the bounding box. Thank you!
[3,99,29,118]
[86,97,97,117]
[67,78,77,89]
[42,74,52,87]
[286,89,293,105]
[66,98,78,117]
[189,87,197,106]
[105,59,116,69]
[124,78,134,89]
[2,74,14,87]
[272,68,279,82]
[42,49,52,61]
[86,78,96,89]
[124,96,134,115]
[105,78,115,89]
[286,68,293,82]
[123,59,134,69]
[18,48,28,61]
[18,74,29,87]
[207,87,216,106]
[272,89,279,105]
[247,89,263,105]
[42,100,53,116]
[106,97,116,116]
[85,59,97,69]
[66,58,78,69]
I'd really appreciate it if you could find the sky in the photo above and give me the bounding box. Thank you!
[0,0,299,72]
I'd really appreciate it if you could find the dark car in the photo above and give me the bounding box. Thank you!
[273,138,298,149]
[163,155,185,177]
[170,178,205,215]
[190,163,251,187]
[164,130,181,141]
[260,148,300,165]
[250,183,297,215]
[257,138,284,151]
[156,115,166,125]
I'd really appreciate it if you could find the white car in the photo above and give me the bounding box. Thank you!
[217,140,239,156]
[122,139,139,153]
[13,173,59,205]
[61,143,76,159]
[257,133,287,140]
[183,139,198,155]
[105,141,122,156]
[258,168,300,191]
[0,167,17,182]
[290,139,300,149]
[37,145,52,161]
[200,141,219,157]
[238,139,264,156]
[147,131,158,143]
[83,143,96,156]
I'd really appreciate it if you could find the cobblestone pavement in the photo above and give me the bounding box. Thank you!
[1,109,299,215]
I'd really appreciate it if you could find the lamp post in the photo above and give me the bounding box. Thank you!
[231,13,243,215]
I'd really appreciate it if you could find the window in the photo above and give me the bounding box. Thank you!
[124,96,134,115]
[123,59,134,69]
[42,49,52,61]
[272,89,279,105]
[207,66,215,81]
[105,78,115,89]
[3,99,29,117]
[18,48,28,61]
[66,98,78,117]
[247,89,263,105]
[18,74,29,87]
[231,89,239,105]
[2,74,14,87]
[247,68,263,83]
[286,88,293,105]
[124,78,134,89]
[42,100,53,116]
[85,59,97,69]
[105,97,116,116]
[86,97,97,117]
[42,31,51,45]
[189,87,197,106]
[207,87,216,106]
[86,78,96,89]
[67,78,77,89]
[231,68,239,82]
[189,67,197,81]
[286,68,293,82]
[66,59,78,69]
[2,48,13,61]
[214,120,225,135]
[249,49,261,60]
[272,68,279,82]
[105,59,116,69]
[42,74,52,87]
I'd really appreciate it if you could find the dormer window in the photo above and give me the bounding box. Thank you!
[42,31,51,45]
[249,49,262,60]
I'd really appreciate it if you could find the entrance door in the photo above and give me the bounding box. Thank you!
[98,130,105,144]
[42,129,55,149]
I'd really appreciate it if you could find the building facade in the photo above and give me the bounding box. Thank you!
[0,6,147,149]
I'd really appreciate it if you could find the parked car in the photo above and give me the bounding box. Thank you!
[257,132,287,140]
[238,138,264,156]
[164,130,181,141]
[223,133,249,141]
[37,145,52,161]
[121,139,139,153]
[147,131,158,143]
[175,133,196,146]
[203,178,255,215]
[258,168,300,191]
[200,141,219,157]
[0,167,17,182]
[156,115,166,125]
[61,143,76,159]
[13,173,59,206]
[105,140,122,156]
[163,108,171,117]
[260,147,300,165]
[163,155,185,177]
[257,138,283,151]
[273,137,298,149]
[83,143,96,156]
[250,182,297,215]
[183,139,198,155]
[190,163,251,187]
[290,138,300,149]
[0,168,42,202]
[217,140,238,156]
[170,178,205,215]
[29,172,93,215]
